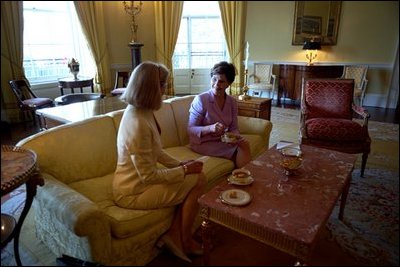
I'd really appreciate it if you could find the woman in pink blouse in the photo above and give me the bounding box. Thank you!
[188,61,251,168]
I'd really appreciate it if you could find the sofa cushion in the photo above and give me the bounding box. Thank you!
[69,174,175,239]
[168,95,196,146]
[242,134,267,158]
[17,115,118,184]
[154,102,181,148]
[163,146,234,188]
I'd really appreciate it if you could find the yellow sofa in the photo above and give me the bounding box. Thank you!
[16,95,272,265]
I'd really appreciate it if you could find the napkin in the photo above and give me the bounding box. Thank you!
[276,141,300,150]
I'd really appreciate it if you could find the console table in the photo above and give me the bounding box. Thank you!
[278,64,343,105]
[58,77,94,95]
[1,145,44,266]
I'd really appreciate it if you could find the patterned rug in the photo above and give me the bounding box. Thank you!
[328,168,399,266]
[2,107,399,266]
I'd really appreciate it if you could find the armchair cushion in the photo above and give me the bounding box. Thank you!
[305,118,368,141]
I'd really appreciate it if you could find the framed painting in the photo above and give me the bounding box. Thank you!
[301,16,322,35]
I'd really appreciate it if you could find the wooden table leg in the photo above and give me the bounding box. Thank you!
[13,172,44,266]
[200,206,211,266]
[339,174,352,221]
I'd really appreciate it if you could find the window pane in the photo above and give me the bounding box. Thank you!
[173,19,189,69]
[173,1,227,70]
[23,1,96,84]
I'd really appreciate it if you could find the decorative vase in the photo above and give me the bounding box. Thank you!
[70,63,80,80]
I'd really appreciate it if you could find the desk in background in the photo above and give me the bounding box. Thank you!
[58,77,94,95]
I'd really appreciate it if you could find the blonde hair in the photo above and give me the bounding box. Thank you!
[121,61,169,110]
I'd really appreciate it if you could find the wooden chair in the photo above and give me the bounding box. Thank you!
[341,65,368,106]
[8,79,54,125]
[111,71,130,96]
[247,63,278,99]
[299,78,371,177]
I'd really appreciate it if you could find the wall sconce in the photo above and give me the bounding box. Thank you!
[302,40,321,65]
[123,1,143,44]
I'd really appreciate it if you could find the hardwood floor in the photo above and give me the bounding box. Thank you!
[1,106,398,146]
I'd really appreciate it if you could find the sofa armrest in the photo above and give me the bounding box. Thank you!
[38,175,111,238]
[238,116,273,147]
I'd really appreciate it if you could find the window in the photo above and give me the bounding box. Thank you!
[23,1,96,85]
[173,1,227,69]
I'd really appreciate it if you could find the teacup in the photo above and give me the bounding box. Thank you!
[232,168,251,181]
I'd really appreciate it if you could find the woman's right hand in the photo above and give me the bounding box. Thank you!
[209,122,226,136]
[184,160,203,174]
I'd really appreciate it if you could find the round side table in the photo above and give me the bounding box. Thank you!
[1,145,44,266]
[58,77,94,95]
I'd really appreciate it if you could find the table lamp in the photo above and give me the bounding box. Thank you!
[303,40,321,65]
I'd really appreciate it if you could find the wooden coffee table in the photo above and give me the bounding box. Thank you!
[198,144,357,265]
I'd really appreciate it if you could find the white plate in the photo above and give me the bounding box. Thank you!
[220,189,252,206]
[280,147,302,157]
[227,175,254,185]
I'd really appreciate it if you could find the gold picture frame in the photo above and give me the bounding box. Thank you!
[292,1,342,46]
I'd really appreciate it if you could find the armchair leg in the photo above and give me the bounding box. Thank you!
[360,152,368,177]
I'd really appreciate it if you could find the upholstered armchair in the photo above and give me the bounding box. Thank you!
[299,78,371,177]
[248,63,277,99]
[341,65,368,106]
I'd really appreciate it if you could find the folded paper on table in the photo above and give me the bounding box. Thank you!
[276,140,300,150]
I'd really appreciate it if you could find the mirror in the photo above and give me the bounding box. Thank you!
[292,1,342,46]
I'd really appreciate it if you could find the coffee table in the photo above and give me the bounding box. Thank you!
[198,144,357,265]
[36,96,127,129]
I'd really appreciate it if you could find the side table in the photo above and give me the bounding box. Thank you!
[58,77,94,95]
[234,96,272,120]
[1,145,44,266]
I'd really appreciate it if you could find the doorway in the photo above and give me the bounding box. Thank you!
[173,1,227,95]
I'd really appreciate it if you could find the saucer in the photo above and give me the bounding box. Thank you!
[227,175,254,185]
[220,189,251,206]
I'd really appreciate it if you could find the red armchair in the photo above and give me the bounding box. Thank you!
[299,78,371,177]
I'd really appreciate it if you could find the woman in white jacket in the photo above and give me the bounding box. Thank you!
[113,62,205,262]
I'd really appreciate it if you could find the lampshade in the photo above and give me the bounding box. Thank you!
[302,41,321,50]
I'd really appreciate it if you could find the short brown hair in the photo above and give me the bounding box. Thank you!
[210,61,237,84]
[121,61,169,110]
